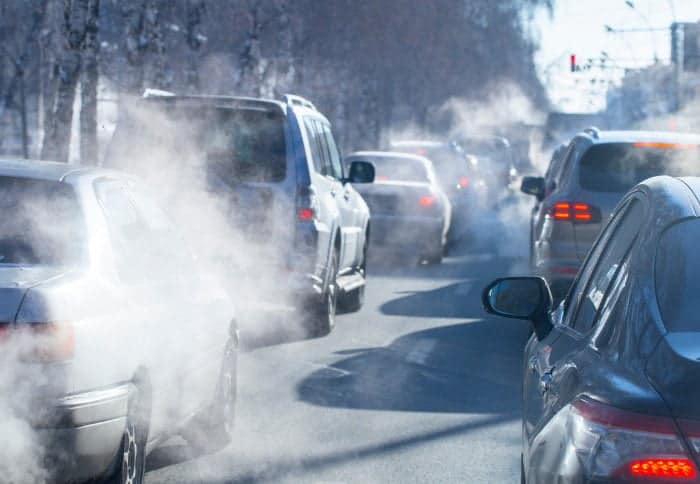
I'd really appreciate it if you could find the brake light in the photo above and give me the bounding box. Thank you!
[375,175,389,181]
[419,195,435,207]
[634,141,698,149]
[628,458,696,478]
[563,396,696,481]
[296,186,319,222]
[458,176,469,188]
[0,322,76,363]
[297,207,314,221]
[548,202,599,223]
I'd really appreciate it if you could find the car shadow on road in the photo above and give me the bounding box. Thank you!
[296,319,531,415]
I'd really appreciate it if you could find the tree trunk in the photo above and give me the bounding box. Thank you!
[41,0,89,162]
[185,0,206,92]
[121,0,145,95]
[80,0,99,165]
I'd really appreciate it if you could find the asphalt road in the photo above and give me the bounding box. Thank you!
[145,213,532,483]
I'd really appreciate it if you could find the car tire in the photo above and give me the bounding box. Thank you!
[182,339,237,453]
[101,387,148,484]
[306,249,338,337]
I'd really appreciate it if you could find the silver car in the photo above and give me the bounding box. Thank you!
[345,151,451,264]
[0,159,237,483]
[522,128,700,298]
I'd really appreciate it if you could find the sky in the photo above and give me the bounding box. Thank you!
[533,0,700,112]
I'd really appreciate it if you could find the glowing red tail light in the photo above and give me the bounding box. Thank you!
[628,458,696,479]
[297,207,314,221]
[549,202,599,223]
[458,176,469,188]
[419,195,435,207]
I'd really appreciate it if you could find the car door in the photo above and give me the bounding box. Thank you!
[320,122,361,269]
[523,196,646,461]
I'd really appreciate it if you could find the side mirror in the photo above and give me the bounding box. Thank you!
[347,161,375,184]
[521,176,545,201]
[482,276,553,339]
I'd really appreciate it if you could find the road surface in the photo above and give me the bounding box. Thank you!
[146,221,531,483]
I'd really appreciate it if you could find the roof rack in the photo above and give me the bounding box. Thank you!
[142,88,176,98]
[283,94,316,111]
[583,126,601,139]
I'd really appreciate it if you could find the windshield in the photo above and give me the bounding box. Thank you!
[372,158,429,183]
[0,177,85,265]
[579,143,700,193]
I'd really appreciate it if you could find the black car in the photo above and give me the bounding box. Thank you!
[484,175,700,483]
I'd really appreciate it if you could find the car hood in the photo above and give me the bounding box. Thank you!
[0,265,67,322]
[645,332,700,420]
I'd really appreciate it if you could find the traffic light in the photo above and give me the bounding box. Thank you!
[570,54,577,73]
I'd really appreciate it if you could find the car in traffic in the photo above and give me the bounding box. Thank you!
[107,91,375,335]
[521,129,700,299]
[389,139,483,245]
[345,151,451,264]
[0,159,237,483]
[455,134,517,192]
[484,175,700,483]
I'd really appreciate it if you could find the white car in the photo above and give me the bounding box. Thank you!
[0,159,237,483]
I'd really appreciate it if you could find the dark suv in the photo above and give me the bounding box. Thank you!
[107,91,374,336]
[521,128,700,298]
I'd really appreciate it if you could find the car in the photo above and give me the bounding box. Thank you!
[0,159,237,483]
[107,91,375,335]
[454,134,516,191]
[521,128,700,299]
[389,140,480,244]
[345,151,451,264]
[484,175,700,483]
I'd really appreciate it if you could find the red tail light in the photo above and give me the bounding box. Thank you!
[628,458,696,478]
[419,195,435,207]
[0,322,75,362]
[297,207,314,221]
[548,201,600,223]
[567,396,698,481]
[458,176,469,188]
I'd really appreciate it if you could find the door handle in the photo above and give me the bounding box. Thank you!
[528,355,538,373]
[539,369,554,395]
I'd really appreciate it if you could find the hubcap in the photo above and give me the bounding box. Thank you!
[121,421,139,484]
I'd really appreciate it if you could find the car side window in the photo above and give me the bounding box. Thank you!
[322,124,344,180]
[304,118,326,175]
[571,200,644,333]
[95,180,150,281]
[563,199,631,323]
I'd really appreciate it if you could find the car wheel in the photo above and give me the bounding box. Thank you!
[307,250,338,337]
[102,388,148,484]
[183,339,237,453]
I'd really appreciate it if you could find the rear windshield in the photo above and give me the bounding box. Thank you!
[372,158,429,183]
[0,177,85,265]
[109,104,287,183]
[656,218,700,332]
[579,143,700,193]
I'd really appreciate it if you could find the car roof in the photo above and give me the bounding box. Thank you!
[588,130,700,145]
[142,93,287,114]
[0,158,125,183]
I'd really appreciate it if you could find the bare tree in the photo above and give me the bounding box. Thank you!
[41,0,89,162]
[80,0,99,164]
[185,0,206,91]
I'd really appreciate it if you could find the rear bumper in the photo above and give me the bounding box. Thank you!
[37,385,131,483]
[370,215,445,253]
